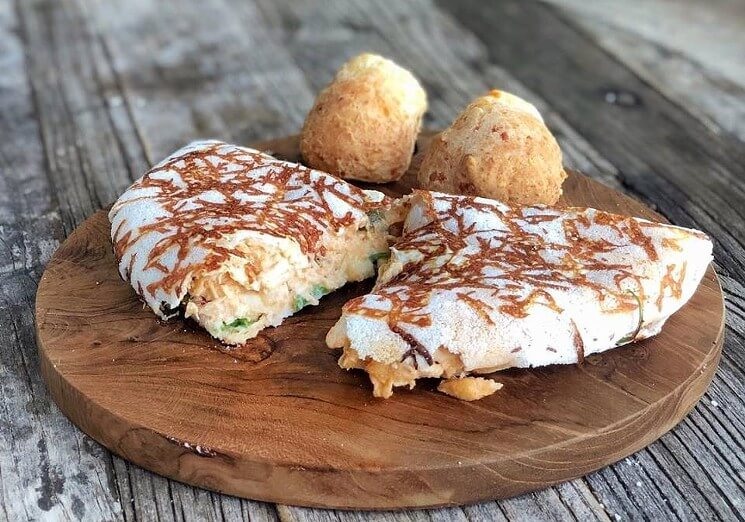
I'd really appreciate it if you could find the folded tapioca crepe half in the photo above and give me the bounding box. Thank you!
[109,140,401,345]
[327,190,713,399]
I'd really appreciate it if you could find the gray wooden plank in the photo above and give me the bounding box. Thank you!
[0,1,124,520]
[497,488,578,521]
[541,0,745,88]
[552,482,611,522]
[81,0,315,162]
[547,7,745,142]
[277,505,472,522]
[18,0,136,231]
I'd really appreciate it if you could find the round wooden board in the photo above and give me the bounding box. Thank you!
[36,133,724,510]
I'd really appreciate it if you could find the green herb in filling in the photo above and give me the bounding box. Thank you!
[311,284,328,298]
[293,295,308,311]
[222,317,256,330]
[293,284,330,312]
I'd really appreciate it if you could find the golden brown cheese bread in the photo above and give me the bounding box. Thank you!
[417,90,565,205]
[300,53,427,183]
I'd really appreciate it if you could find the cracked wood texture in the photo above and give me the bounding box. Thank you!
[2,0,744,520]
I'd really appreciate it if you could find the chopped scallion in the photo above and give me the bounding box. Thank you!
[222,317,256,330]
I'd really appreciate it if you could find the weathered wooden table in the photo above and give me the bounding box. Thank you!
[2,0,744,520]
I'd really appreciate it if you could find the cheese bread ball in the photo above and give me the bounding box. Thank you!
[417,90,565,205]
[300,53,427,183]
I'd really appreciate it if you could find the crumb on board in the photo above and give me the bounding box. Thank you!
[437,376,503,401]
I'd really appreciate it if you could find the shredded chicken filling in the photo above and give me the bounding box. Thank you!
[184,226,389,344]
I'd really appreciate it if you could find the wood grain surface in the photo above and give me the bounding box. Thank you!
[4,0,745,520]
[34,133,724,509]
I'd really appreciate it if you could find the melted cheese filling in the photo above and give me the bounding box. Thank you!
[184,226,389,345]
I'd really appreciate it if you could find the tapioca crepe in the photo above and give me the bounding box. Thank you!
[108,140,712,401]
[327,190,713,399]
[109,140,401,345]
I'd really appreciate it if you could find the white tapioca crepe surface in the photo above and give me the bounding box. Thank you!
[328,190,713,398]
[109,140,394,344]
